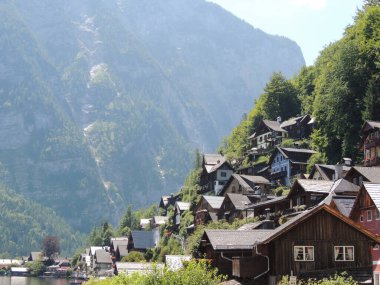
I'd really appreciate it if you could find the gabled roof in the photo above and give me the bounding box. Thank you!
[111,238,129,250]
[245,196,288,209]
[90,246,103,256]
[346,166,380,183]
[204,229,272,250]
[330,178,360,194]
[153,216,169,225]
[221,174,270,195]
[331,196,356,217]
[239,174,271,185]
[226,193,252,210]
[95,249,112,264]
[257,204,380,245]
[175,201,190,211]
[309,164,351,180]
[29,252,42,261]
[269,147,317,165]
[116,245,128,257]
[361,121,380,133]
[288,179,334,197]
[280,115,310,128]
[203,154,232,173]
[130,231,155,250]
[201,196,225,210]
[262,120,287,133]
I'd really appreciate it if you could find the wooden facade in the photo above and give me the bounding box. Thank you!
[361,121,380,167]
[200,205,379,284]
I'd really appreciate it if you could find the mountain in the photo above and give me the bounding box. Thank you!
[0,0,304,232]
[0,183,83,256]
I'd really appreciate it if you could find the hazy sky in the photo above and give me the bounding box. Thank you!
[208,0,364,66]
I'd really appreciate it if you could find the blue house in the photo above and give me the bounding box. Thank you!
[269,147,317,186]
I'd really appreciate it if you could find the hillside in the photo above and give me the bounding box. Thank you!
[0,0,304,233]
[0,183,83,257]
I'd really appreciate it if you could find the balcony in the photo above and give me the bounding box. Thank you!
[270,170,287,180]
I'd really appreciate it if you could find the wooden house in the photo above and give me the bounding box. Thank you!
[199,154,233,195]
[287,179,334,209]
[151,216,169,228]
[243,196,289,217]
[28,251,43,262]
[309,164,351,181]
[220,174,271,197]
[344,166,380,186]
[174,201,191,226]
[159,194,178,215]
[110,237,129,262]
[248,119,288,152]
[218,193,252,222]
[280,115,312,140]
[199,204,380,284]
[350,183,380,282]
[360,121,380,167]
[93,249,112,276]
[194,196,224,226]
[270,148,317,187]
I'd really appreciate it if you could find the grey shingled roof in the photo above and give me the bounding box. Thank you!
[295,179,334,193]
[202,196,225,210]
[363,183,380,210]
[95,249,112,264]
[262,120,287,133]
[30,252,42,261]
[131,231,155,250]
[245,196,288,209]
[116,245,128,257]
[331,196,356,217]
[280,115,307,128]
[330,178,360,194]
[239,174,270,185]
[351,167,380,183]
[204,154,225,165]
[281,147,317,155]
[153,216,169,225]
[205,230,272,250]
[227,193,252,209]
[176,201,190,211]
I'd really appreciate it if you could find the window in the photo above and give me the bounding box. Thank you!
[360,215,364,222]
[334,246,354,261]
[220,171,227,177]
[294,246,314,261]
[374,244,380,251]
[376,210,380,220]
[353,178,358,185]
[368,210,373,221]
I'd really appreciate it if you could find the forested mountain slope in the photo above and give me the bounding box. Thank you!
[0,0,304,232]
[221,1,380,166]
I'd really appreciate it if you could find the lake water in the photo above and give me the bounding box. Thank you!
[0,277,71,285]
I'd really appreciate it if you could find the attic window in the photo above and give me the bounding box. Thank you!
[376,210,380,220]
[367,210,373,222]
[221,171,227,177]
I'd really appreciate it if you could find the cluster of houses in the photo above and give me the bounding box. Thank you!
[152,118,380,284]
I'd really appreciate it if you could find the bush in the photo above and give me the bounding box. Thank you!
[86,259,226,285]
[279,273,358,285]
[121,251,146,262]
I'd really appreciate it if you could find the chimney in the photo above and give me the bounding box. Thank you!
[342,157,353,167]
[277,116,282,124]
[334,163,343,180]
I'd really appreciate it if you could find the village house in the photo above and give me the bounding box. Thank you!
[28,251,43,262]
[248,118,288,152]
[199,154,234,194]
[287,179,334,209]
[219,174,271,197]
[115,262,164,275]
[344,166,380,186]
[173,201,191,227]
[151,216,169,228]
[93,249,112,276]
[243,196,289,217]
[280,115,313,140]
[350,183,380,284]
[269,147,317,187]
[110,237,129,262]
[218,193,252,222]
[361,121,380,167]
[308,163,351,181]
[199,204,380,284]
[194,195,224,226]
[140,218,152,229]
[159,194,178,215]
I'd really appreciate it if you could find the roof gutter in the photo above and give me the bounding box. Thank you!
[220,251,232,262]
[253,244,270,280]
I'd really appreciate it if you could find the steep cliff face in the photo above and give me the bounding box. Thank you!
[0,0,304,231]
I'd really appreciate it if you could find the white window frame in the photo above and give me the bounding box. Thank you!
[360,215,364,222]
[376,210,380,220]
[368,210,373,222]
[374,244,380,251]
[334,246,354,261]
[294,246,314,261]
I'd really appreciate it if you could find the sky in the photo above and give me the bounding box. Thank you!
[208,0,364,66]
